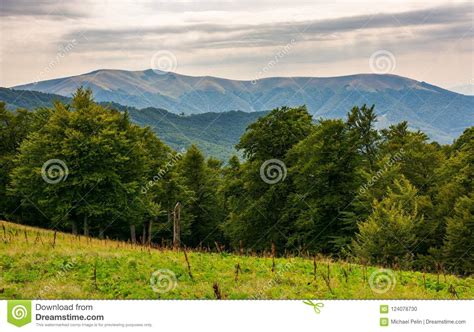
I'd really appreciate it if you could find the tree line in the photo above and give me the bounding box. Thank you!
[0,88,472,275]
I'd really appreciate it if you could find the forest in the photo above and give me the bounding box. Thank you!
[0,88,472,276]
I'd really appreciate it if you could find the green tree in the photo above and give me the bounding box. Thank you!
[442,194,474,275]
[432,127,473,244]
[9,88,160,238]
[0,103,35,221]
[286,119,361,253]
[379,121,444,193]
[346,104,380,170]
[179,145,222,247]
[351,121,443,254]
[132,126,171,243]
[352,177,426,267]
[224,106,314,251]
[152,166,194,246]
[236,106,313,161]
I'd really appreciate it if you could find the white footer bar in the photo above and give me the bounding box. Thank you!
[0,300,472,331]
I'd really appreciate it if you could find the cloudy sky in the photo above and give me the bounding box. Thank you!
[0,0,472,88]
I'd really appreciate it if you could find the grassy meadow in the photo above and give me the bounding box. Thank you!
[0,220,472,300]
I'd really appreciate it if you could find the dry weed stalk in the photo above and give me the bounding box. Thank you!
[271,241,276,273]
[313,255,317,280]
[235,263,242,282]
[183,248,194,280]
[213,282,222,299]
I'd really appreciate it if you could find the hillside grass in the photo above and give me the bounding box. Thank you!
[0,220,472,300]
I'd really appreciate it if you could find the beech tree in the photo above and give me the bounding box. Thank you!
[9,88,163,238]
[224,106,314,251]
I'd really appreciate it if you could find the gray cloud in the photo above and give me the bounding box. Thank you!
[143,0,300,13]
[63,3,472,51]
[1,1,472,88]
[0,0,88,18]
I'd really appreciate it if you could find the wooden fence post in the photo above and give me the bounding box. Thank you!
[173,202,181,249]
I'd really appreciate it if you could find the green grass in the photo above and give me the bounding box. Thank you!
[0,220,472,300]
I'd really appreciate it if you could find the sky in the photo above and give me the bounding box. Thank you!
[0,0,472,88]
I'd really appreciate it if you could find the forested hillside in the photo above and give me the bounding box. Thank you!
[0,88,472,276]
[0,87,70,110]
[0,87,266,160]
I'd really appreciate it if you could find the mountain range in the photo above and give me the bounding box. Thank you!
[12,69,474,144]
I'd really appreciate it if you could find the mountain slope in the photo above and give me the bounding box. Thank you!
[0,87,70,110]
[2,220,472,299]
[12,70,474,144]
[128,106,265,160]
[0,88,265,160]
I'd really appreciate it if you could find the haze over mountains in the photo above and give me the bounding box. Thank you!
[12,69,474,144]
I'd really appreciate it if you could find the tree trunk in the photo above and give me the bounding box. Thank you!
[130,224,136,244]
[71,220,78,235]
[147,219,153,245]
[83,215,89,236]
[142,222,146,245]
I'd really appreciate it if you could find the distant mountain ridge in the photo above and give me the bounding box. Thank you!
[11,69,474,144]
